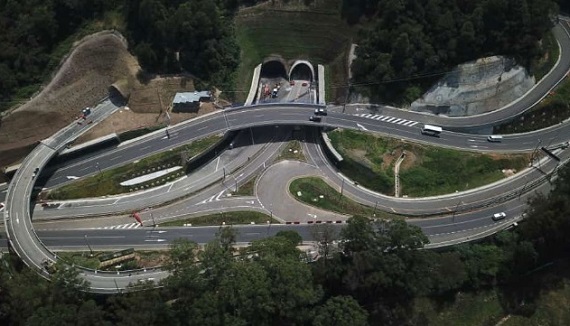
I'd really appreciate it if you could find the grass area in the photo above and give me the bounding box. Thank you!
[278,140,306,162]
[328,130,530,197]
[47,135,222,199]
[289,177,397,219]
[414,290,505,326]
[159,211,279,227]
[530,30,561,82]
[495,76,570,134]
[232,176,256,196]
[234,0,353,103]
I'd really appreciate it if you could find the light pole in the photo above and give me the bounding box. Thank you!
[339,178,345,199]
[223,109,230,130]
[452,201,463,224]
[249,128,255,146]
[373,201,378,217]
[95,162,101,174]
[530,139,542,166]
[84,235,94,257]
[150,211,156,227]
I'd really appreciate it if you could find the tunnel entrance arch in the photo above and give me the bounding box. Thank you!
[260,56,289,79]
[289,60,315,82]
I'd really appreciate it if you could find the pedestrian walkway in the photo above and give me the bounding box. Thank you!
[355,113,419,127]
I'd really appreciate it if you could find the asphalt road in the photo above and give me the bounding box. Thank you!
[3,19,570,293]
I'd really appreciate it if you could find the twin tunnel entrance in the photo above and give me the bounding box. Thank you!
[260,58,315,82]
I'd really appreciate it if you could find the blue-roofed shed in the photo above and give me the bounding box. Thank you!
[172,91,211,112]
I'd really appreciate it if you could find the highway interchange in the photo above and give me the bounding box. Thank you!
[2,17,570,292]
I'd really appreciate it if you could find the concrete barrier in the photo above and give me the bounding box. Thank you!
[319,131,343,164]
[318,65,326,105]
[245,64,262,106]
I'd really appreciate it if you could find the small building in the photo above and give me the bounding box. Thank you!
[172,91,211,113]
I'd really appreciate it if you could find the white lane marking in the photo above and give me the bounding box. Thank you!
[386,117,396,122]
[468,139,477,142]
[361,113,372,118]
[397,120,408,125]
[392,119,402,124]
[356,123,369,131]
[145,239,166,242]
[79,166,90,172]
[140,145,151,151]
[381,116,391,121]
[215,157,221,171]
[198,126,208,131]
[109,155,122,161]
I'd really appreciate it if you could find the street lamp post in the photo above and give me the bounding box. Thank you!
[95,162,101,174]
[452,201,462,224]
[249,128,255,146]
[373,201,378,217]
[150,211,156,227]
[84,234,94,257]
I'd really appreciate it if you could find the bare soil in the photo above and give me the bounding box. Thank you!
[0,31,219,168]
[0,31,140,167]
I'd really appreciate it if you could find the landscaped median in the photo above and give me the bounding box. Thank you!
[45,134,223,200]
[159,211,279,227]
[289,177,398,219]
[328,130,530,197]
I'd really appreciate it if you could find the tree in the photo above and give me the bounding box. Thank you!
[313,296,368,326]
[275,230,303,245]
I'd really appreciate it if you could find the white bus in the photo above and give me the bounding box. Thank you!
[421,124,443,137]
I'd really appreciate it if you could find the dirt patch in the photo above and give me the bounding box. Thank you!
[400,151,418,170]
[128,76,196,114]
[135,252,169,269]
[0,31,140,166]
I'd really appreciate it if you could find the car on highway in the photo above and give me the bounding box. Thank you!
[302,82,308,86]
[309,116,322,122]
[314,108,327,115]
[32,167,40,178]
[272,88,278,98]
[492,212,507,221]
[290,81,295,86]
[487,135,503,142]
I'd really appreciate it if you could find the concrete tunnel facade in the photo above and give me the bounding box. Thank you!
[289,60,315,82]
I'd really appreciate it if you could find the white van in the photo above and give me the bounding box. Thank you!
[487,135,503,142]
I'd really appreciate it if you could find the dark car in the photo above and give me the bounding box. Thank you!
[309,116,322,122]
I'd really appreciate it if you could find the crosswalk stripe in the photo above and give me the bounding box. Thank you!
[386,117,396,122]
[397,120,408,124]
[381,116,391,121]
[392,119,402,123]
[362,113,372,118]
[407,122,418,127]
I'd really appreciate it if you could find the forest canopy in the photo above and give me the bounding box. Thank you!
[348,0,560,103]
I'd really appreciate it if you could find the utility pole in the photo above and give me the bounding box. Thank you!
[84,235,94,257]
[339,178,345,201]
[249,128,255,145]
